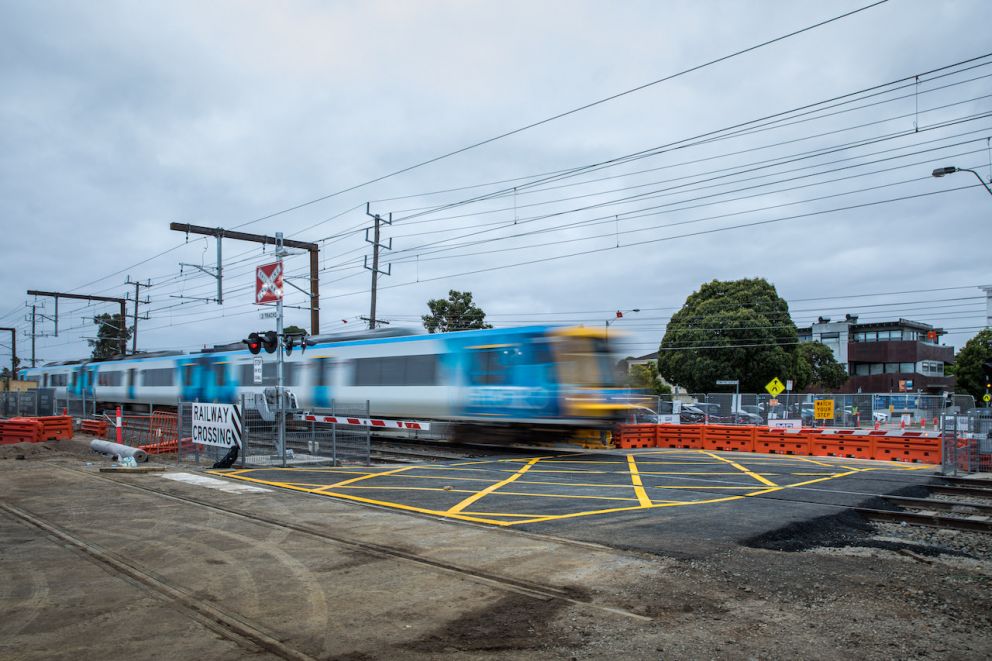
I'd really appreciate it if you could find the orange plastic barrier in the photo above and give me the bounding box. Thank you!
[2,418,43,444]
[80,419,108,437]
[806,430,875,460]
[38,416,73,441]
[872,434,941,463]
[656,424,704,449]
[614,424,657,449]
[754,428,810,456]
[701,424,755,453]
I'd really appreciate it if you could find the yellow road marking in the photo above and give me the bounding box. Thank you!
[312,465,418,493]
[626,455,653,507]
[790,455,837,468]
[446,457,543,513]
[700,451,778,487]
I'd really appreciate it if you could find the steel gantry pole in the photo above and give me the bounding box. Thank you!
[276,232,287,467]
[0,327,16,376]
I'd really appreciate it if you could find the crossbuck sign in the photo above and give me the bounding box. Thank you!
[256,262,283,304]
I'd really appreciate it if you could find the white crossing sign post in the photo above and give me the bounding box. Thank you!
[253,357,263,385]
[191,403,243,448]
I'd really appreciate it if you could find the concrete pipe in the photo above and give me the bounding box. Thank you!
[90,440,149,463]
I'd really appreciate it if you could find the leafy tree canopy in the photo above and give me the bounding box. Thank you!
[284,325,307,336]
[89,313,132,361]
[949,328,992,401]
[794,341,848,390]
[422,290,493,334]
[656,278,844,393]
[629,361,672,396]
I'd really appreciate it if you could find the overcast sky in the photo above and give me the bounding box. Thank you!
[2,0,991,368]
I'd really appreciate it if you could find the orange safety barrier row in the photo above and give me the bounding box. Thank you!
[614,423,941,463]
[2,418,43,444]
[80,419,108,437]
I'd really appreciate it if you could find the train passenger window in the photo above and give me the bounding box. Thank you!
[143,368,174,387]
[182,365,194,386]
[43,373,49,387]
[352,355,439,386]
[284,362,300,386]
[98,371,123,387]
[214,363,226,386]
[71,372,78,388]
[262,362,278,386]
[314,357,333,387]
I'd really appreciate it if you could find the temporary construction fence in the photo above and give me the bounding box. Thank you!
[173,397,373,468]
[650,392,977,429]
[940,410,992,475]
[614,421,944,464]
[2,389,58,418]
[0,415,74,444]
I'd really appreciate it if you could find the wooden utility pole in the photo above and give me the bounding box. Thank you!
[27,290,128,357]
[169,223,321,334]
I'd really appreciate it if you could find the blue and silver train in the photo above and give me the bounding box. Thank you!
[18,325,628,435]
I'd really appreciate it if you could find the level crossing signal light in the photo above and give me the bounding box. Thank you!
[244,332,262,355]
[262,331,278,354]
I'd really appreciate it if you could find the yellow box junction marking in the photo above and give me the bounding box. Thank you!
[211,449,931,527]
[626,455,653,507]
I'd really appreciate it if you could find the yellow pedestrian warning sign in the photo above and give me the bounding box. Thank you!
[814,399,835,420]
[765,377,785,397]
[984,394,991,403]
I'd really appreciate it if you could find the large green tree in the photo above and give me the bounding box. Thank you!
[657,278,839,393]
[628,361,672,396]
[794,341,848,390]
[949,328,992,401]
[88,313,132,360]
[422,290,493,334]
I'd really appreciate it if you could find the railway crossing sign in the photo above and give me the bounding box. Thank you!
[191,403,243,448]
[255,262,283,304]
[765,377,785,397]
[253,357,263,385]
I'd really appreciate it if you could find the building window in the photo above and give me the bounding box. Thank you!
[900,362,914,374]
[854,364,870,376]
[870,363,883,375]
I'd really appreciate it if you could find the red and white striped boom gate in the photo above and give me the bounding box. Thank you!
[302,414,431,431]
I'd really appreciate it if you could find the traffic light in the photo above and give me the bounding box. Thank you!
[243,332,262,355]
[262,330,278,354]
[983,360,992,390]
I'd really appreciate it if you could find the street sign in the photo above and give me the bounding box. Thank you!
[190,403,243,448]
[814,399,835,420]
[253,357,263,385]
[785,379,793,392]
[765,377,785,397]
[716,379,739,385]
[259,311,278,319]
[255,262,283,304]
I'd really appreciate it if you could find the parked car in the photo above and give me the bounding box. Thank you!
[693,403,721,419]
[731,410,762,425]
[679,405,707,424]
[621,406,662,425]
[872,411,890,423]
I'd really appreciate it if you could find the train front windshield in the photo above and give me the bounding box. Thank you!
[555,336,614,387]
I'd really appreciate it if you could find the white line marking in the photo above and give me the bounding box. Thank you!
[161,472,269,494]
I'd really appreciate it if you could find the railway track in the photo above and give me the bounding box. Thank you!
[855,478,992,534]
[48,464,651,622]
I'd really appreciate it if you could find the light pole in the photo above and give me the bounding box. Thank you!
[932,166,992,197]
[605,308,640,341]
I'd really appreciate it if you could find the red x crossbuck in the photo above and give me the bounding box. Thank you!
[256,262,283,304]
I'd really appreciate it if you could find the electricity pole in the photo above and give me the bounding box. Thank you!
[364,204,392,329]
[30,306,36,368]
[126,277,152,354]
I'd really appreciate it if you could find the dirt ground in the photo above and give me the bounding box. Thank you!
[1,439,990,660]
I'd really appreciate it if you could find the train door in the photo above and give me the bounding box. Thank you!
[126,368,137,401]
[312,356,335,408]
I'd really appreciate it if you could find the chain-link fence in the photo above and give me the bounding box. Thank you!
[174,398,372,468]
[941,410,992,475]
[648,392,976,428]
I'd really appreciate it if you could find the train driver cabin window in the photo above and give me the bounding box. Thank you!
[556,336,610,387]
